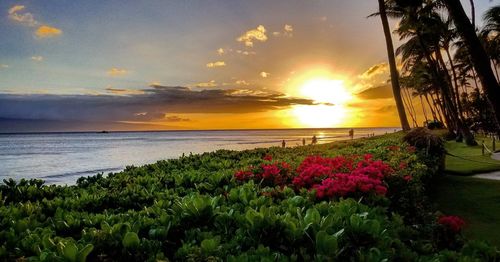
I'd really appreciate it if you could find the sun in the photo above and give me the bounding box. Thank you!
[298,78,352,105]
[291,77,353,128]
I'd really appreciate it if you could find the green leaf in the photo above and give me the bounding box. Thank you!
[77,244,94,262]
[201,238,220,254]
[304,208,321,229]
[315,230,338,257]
[122,232,140,249]
[62,242,78,262]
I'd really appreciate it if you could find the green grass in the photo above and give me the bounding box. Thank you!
[431,175,500,247]
[444,136,500,175]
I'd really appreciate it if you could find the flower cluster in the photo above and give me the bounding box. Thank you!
[314,174,387,199]
[234,153,396,199]
[438,215,465,233]
[292,156,354,188]
[234,161,292,186]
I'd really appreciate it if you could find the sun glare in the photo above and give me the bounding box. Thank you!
[299,78,352,105]
[290,76,353,128]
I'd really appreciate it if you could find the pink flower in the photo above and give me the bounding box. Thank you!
[263,154,273,161]
[438,215,465,233]
[403,175,412,182]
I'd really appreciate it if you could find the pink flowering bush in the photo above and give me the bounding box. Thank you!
[235,153,395,200]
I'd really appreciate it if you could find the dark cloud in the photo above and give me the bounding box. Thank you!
[0,85,315,124]
[361,63,388,79]
[356,84,394,100]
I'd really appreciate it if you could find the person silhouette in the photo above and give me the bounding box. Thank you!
[349,129,354,139]
[311,135,317,144]
[302,138,306,146]
[282,139,286,148]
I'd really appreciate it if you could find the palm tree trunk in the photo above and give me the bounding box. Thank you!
[424,93,439,121]
[445,46,465,115]
[402,90,418,127]
[404,88,419,126]
[378,0,411,131]
[420,95,429,123]
[431,92,448,127]
[444,0,500,134]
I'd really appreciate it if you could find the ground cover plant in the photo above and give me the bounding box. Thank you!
[1,132,498,261]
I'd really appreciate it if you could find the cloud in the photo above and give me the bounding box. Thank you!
[105,87,144,95]
[356,84,394,100]
[375,105,397,113]
[107,68,129,76]
[164,115,191,122]
[206,61,226,68]
[237,25,267,47]
[272,24,294,38]
[360,62,388,79]
[194,80,217,87]
[217,48,225,55]
[236,50,256,56]
[35,25,62,38]
[0,85,315,124]
[8,5,62,38]
[31,56,43,62]
[260,71,270,78]
[0,64,9,69]
[235,80,250,86]
[8,5,37,27]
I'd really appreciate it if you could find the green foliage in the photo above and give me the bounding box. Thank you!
[0,133,497,261]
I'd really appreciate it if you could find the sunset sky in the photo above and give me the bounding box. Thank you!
[0,0,496,132]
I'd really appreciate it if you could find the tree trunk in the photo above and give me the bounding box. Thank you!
[444,0,500,133]
[445,46,465,115]
[420,95,429,123]
[378,0,411,131]
[424,93,439,121]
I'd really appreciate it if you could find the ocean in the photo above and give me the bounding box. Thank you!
[0,128,398,184]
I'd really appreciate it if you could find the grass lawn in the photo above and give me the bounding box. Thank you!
[432,134,500,247]
[444,136,500,175]
[431,175,500,247]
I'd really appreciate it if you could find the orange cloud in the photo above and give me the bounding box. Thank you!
[35,25,62,38]
[107,68,129,76]
[206,61,226,68]
[260,71,270,78]
[237,25,267,47]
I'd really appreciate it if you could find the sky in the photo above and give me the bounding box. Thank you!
[0,0,497,132]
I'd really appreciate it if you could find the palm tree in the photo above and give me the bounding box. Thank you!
[443,0,500,133]
[377,0,411,131]
[390,0,477,144]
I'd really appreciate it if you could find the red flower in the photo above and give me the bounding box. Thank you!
[263,154,273,161]
[438,215,465,233]
[234,170,253,181]
[403,175,412,182]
